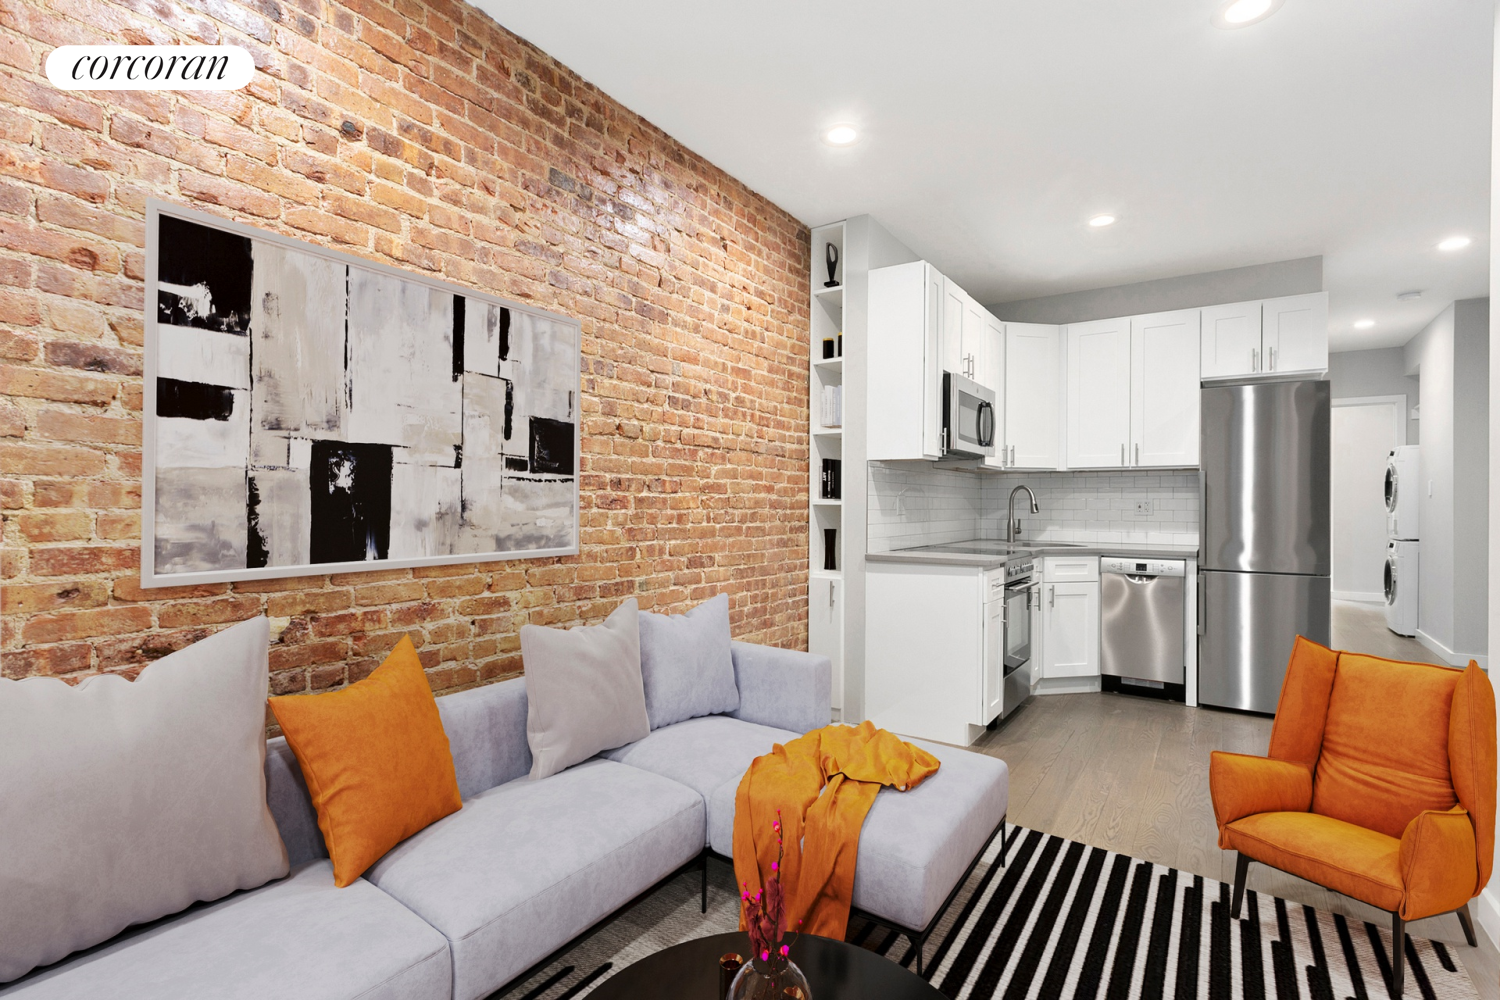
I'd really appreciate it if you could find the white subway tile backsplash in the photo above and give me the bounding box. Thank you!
[866,464,1200,551]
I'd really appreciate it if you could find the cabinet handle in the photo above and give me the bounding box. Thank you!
[1049,585,1055,609]
[829,580,835,608]
[1120,443,1125,466]
[1270,346,1277,371]
[1010,445,1016,465]
[1251,348,1259,372]
[1135,443,1140,466]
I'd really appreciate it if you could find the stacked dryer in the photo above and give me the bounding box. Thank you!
[1384,445,1420,636]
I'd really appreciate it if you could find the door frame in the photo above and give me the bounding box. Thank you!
[1329,394,1406,602]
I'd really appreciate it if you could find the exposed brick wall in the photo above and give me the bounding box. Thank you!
[0,0,812,701]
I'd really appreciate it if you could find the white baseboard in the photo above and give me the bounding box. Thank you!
[1331,591,1385,603]
[1477,885,1500,948]
[1415,629,1490,669]
[1035,677,1102,696]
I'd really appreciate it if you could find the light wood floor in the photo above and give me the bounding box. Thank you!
[970,602,1497,998]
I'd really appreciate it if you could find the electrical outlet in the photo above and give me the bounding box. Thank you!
[1134,500,1152,516]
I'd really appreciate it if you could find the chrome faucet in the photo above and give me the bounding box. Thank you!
[1006,484,1039,543]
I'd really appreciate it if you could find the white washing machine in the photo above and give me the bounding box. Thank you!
[1385,445,1420,541]
[1384,539,1419,636]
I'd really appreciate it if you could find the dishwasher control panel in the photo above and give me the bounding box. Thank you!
[1101,558,1186,577]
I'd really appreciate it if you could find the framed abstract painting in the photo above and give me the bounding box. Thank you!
[141,199,580,587]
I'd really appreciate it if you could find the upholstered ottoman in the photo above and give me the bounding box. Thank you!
[601,642,1011,974]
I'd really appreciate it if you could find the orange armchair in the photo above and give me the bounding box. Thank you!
[1210,636,1496,999]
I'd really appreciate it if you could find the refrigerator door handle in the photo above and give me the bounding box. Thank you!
[1196,573,1205,636]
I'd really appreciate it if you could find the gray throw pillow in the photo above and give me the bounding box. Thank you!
[638,593,739,729]
[0,616,289,984]
[521,598,651,780]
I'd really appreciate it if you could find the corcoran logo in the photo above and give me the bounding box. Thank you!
[45,45,254,91]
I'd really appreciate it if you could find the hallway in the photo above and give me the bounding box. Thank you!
[1331,598,1449,665]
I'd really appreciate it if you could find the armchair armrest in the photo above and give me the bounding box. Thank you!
[1399,805,1478,920]
[728,641,831,735]
[1209,751,1313,846]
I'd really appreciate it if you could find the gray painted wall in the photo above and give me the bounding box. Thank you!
[1404,299,1490,662]
[1326,348,1421,445]
[986,256,1323,325]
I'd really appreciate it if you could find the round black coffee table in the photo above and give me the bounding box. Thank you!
[584,930,944,999]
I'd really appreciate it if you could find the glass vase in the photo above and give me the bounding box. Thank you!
[727,954,811,1000]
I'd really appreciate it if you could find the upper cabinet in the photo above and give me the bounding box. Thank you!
[1065,310,1199,469]
[869,261,945,461]
[981,312,1008,471]
[1065,318,1131,468]
[1201,292,1327,381]
[1005,323,1061,469]
[1131,310,1200,467]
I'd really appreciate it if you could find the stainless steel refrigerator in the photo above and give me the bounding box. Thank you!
[1199,379,1331,713]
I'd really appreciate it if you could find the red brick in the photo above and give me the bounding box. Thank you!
[156,596,263,628]
[1,579,110,614]
[0,442,108,476]
[2,643,92,678]
[0,365,116,405]
[265,589,354,616]
[16,510,92,541]
[30,544,138,576]
[22,606,154,643]
[34,409,141,444]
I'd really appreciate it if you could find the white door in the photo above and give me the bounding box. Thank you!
[808,575,844,712]
[1042,581,1100,678]
[1262,292,1329,376]
[1331,399,1404,602]
[1131,310,1201,467]
[982,597,1004,723]
[941,278,966,376]
[1005,323,1061,469]
[1200,301,1261,380]
[982,313,1008,469]
[1066,318,1131,468]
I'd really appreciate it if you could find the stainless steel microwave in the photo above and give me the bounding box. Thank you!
[942,371,996,459]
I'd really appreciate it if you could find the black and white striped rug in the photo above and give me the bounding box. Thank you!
[498,826,1479,1000]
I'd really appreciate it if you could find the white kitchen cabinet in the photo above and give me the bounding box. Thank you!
[1066,317,1132,468]
[1131,310,1201,467]
[1200,301,1262,380]
[983,594,1004,723]
[1200,292,1328,381]
[868,261,945,461]
[1005,323,1061,469]
[981,313,1008,470]
[941,278,966,377]
[1262,292,1329,377]
[1041,581,1100,679]
[808,573,844,713]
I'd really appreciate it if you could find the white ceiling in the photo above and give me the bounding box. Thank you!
[472,0,1493,353]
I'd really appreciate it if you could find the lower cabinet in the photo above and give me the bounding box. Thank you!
[1040,557,1100,681]
[808,573,843,713]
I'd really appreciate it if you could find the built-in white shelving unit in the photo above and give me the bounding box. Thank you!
[809,222,845,715]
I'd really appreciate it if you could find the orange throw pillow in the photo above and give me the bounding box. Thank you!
[269,636,462,887]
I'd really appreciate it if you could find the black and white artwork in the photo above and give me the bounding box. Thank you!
[142,201,579,586]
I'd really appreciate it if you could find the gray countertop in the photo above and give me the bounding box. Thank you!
[865,540,1200,570]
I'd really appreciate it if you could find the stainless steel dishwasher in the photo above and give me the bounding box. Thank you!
[1100,558,1186,701]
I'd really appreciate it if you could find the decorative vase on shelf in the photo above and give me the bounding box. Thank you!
[824,243,839,287]
[727,954,811,1000]
[823,528,837,572]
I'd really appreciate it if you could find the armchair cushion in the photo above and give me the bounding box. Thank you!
[1224,812,1403,913]
[1399,806,1478,921]
[1311,653,1460,839]
[1209,752,1312,847]
[1266,636,1339,767]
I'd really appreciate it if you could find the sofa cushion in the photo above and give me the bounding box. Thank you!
[706,737,1009,933]
[638,593,739,729]
[600,714,799,800]
[0,617,289,985]
[0,861,450,1000]
[270,636,463,887]
[365,759,703,1000]
[520,599,651,779]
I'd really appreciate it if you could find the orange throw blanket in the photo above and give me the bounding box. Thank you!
[732,721,940,938]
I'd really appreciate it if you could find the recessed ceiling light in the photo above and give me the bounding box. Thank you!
[1212,0,1283,28]
[1088,214,1117,228]
[1437,235,1472,252]
[1397,290,1424,301]
[1353,319,1375,330]
[822,124,858,146]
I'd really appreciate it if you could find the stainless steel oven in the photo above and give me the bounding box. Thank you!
[943,371,996,459]
[991,557,1035,720]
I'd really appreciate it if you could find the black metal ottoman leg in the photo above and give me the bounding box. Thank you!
[701,852,708,914]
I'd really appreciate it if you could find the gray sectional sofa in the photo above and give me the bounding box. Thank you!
[2,641,1008,999]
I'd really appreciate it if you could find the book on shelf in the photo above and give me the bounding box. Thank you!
[820,458,841,500]
[819,384,843,428]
